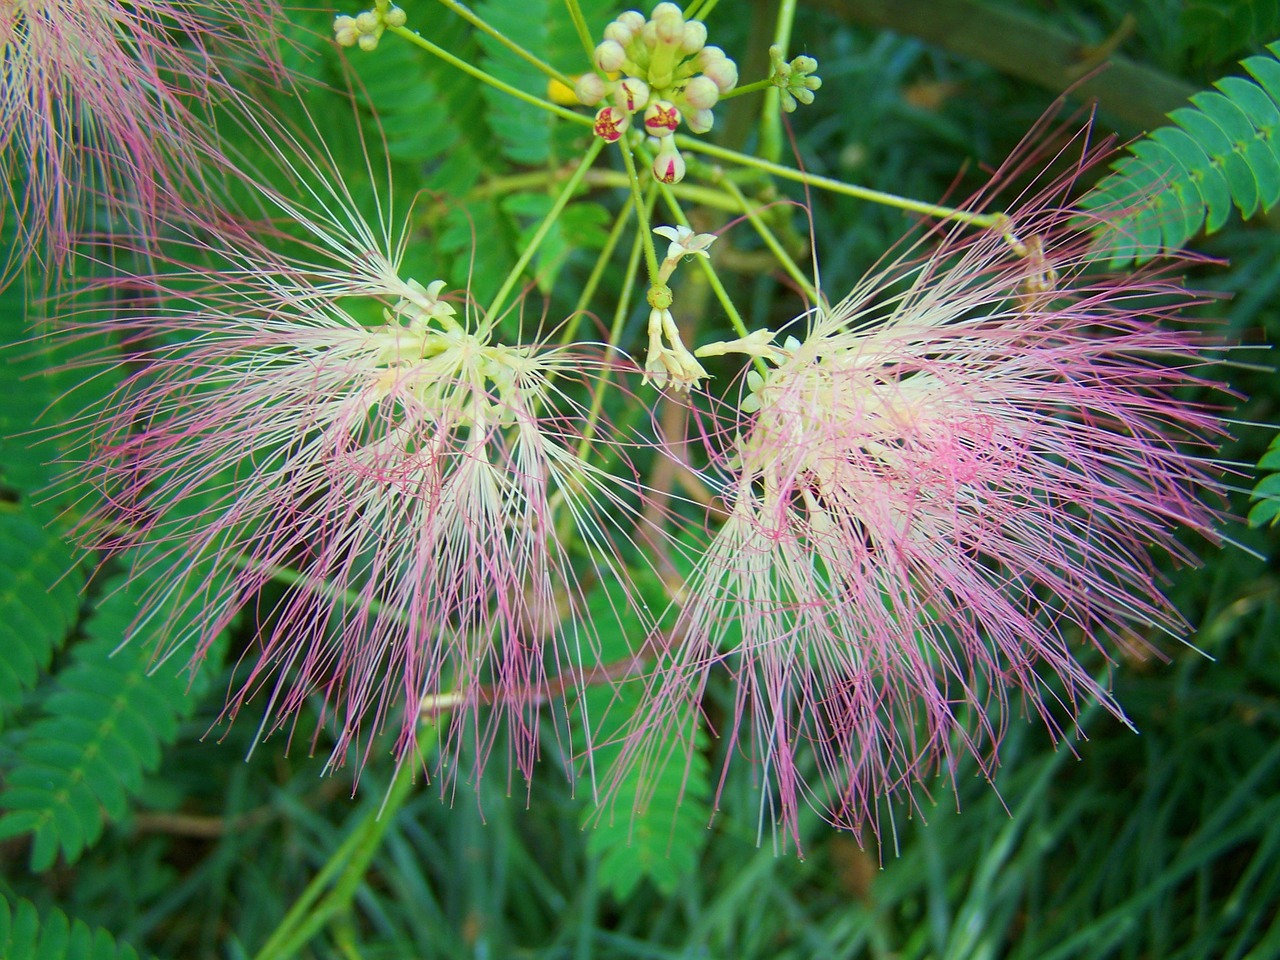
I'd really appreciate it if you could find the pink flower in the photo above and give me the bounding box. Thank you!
[608,141,1229,848]
[1,0,281,287]
[72,117,649,787]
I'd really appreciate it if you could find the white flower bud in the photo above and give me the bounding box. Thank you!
[652,3,684,44]
[355,11,379,33]
[384,5,407,27]
[700,53,738,92]
[575,73,609,106]
[614,77,651,113]
[594,39,627,73]
[618,10,646,33]
[334,14,359,46]
[358,32,379,51]
[685,107,714,134]
[682,75,718,110]
[604,21,635,45]
[680,20,707,55]
[697,45,726,68]
[653,138,685,184]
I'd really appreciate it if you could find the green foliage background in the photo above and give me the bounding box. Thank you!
[2,0,1279,957]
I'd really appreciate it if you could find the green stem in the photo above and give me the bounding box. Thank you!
[654,182,752,342]
[466,166,742,211]
[676,135,1002,228]
[578,188,653,446]
[715,174,821,303]
[617,137,662,286]
[559,193,635,347]
[434,0,575,89]
[719,77,774,100]
[389,25,591,126]
[486,138,605,320]
[253,736,432,960]
[563,0,597,60]
[686,0,719,18]
[759,0,798,161]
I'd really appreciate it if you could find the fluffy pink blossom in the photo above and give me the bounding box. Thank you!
[608,136,1229,848]
[71,117,649,787]
[1,0,281,287]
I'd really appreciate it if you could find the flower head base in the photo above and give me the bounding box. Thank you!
[609,152,1228,847]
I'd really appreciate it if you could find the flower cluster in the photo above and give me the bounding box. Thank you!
[576,2,738,183]
[333,3,406,51]
[768,43,822,112]
[608,172,1228,847]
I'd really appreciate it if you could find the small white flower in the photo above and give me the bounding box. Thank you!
[653,224,717,263]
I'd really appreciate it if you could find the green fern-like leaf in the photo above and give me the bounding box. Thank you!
[586,708,712,900]
[578,580,712,900]
[476,0,613,165]
[343,11,492,195]
[0,283,122,504]
[1084,39,1280,264]
[502,194,612,293]
[0,572,227,871]
[1249,432,1280,527]
[0,512,84,725]
[0,896,148,960]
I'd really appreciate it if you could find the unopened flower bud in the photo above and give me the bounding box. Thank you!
[685,107,714,134]
[384,5,407,27]
[699,50,738,92]
[575,73,609,106]
[682,75,718,110]
[697,45,726,69]
[358,31,379,51]
[594,39,627,73]
[604,20,636,45]
[652,2,685,44]
[793,54,818,74]
[653,139,685,183]
[355,10,379,32]
[617,10,646,33]
[594,105,630,142]
[644,100,681,137]
[680,20,707,55]
[334,14,359,46]
[615,77,651,113]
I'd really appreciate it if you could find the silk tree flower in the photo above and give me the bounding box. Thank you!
[607,158,1229,848]
[1,0,281,286]
[71,128,649,787]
